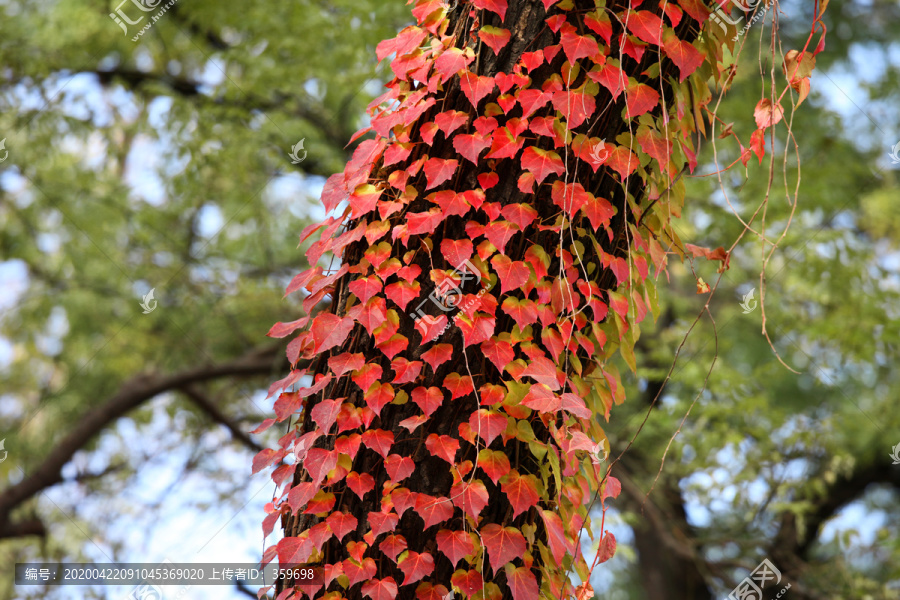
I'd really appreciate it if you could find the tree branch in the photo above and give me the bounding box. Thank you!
[179,385,263,452]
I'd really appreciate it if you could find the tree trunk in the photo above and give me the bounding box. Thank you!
[267,0,709,598]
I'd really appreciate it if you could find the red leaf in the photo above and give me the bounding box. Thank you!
[478,449,511,484]
[384,282,421,312]
[426,433,459,464]
[484,127,522,159]
[412,386,445,417]
[540,510,574,564]
[305,448,338,486]
[453,132,491,165]
[415,314,448,344]
[605,145,640,178]
[663,35,704,82]
[478,26,511,55]
[344,557,377,587]
[551,90,596,128]
[377,334,409,361]
[505,565,540,600]
[478,172,499,190]
[406,208,445,236]
[436,530,475,565]
[380,534,408,562]
[469,409,508,446]
[450,570,484,597]
[625,81,660,118]
[636,127,674,168]
[491,255,531,294]
[416,583,451,600]
[626,10,665,46]
[391,357,423,385]
[585,12,613,44]
[329,352,365,377]
[472,0,507,20]
[346,472,375,499]
[415,494,454,528]
[434,110,469,136]
[501,470,541,518]
[326,511,358,541]
[551,180,591,215]
[754,98,784,129]
[434,47,473,84]
[484,220,519,254]
[311,313,355,354]
[582,194,616,232]
[501,297,538,331]
[310,398,342,433]
[520,50,544,72]
[267,317,309,338]
[677,0,710,23]
[362,428,395,458]
[423,157,459,190]
[368,510,400,537]
[353,362,383,392]
[522,384,561,413]
[441,238,475,268]
[664,3,683,26]
[481,338,515,373]
[399,551,435,586]
[588,62,627,100]
[398,414,429,433]
[517,89,551,118]
[421,344,454,372]
[481,524,526,571]
[450,479,490,520]
[361,577,399,600]
[444,372,475,400]
[385,454,416,482]
[560,23,600,63]
[597,530,617,563]
[364,382,395,417]
[459,70,496,108]
[521,147,565,184]
[287,481,317,513]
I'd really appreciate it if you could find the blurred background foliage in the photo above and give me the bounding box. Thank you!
[0,0,898,598]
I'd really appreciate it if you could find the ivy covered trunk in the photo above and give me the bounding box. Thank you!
[255,0,817,599]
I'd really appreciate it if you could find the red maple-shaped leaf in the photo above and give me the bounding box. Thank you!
[636,126,673,169]
[364,382,395,416]
[469,409,508,446]
[415,314,448,345]
[329,352,365,377]
[484,127,522,159]
[490,255,531,294]
[353,362,383,392]
[501,297,538,331]
[604,145,640,178]
[434,47,473,84]
[479,26,511,55]
[384,282,421,312]
[423,157,459,190]
[450,479,490,520]
[522,383,560,413]
[484,220,519,254]
[588,62,627,100]
[480,338,515,373]
[585,11,613,44]
[521,356,562,390]
[412,386,444,417]
[377,334,409,361]
[540,510,574,564]
[325,511,358,541]
[305,448,337,486]
[473,0,507,20]
[444,372,475,400]
[385,454,416,482]
[343,557,377,587]
[457,313,496,348]
[504,564,540,600]
[426,433,460,464]
[551,180,591,215]
[440,238,474,268]
[267,316,309,338]
[436,529,475,565]
[481,524,527,571]
[478,449,511,484]
[310,398,342,433]
[459,70,496,108]
[451,570,484,597]
[478,172,499,190]
[398,551,436,586]
[521,146,565,184]
[625,81,660,118]
[434,110,469,136]
[415,494,454,528]
[416,583,451,600]
[398,414,429,433]
[389,358,421,386]
[626,10,665,46]
[582,194,616,232]
[551,90,596,128]
[362,428,395,458]
[453,132,491,165]
[677,0,711,23]
[559,23,600,63]
[517,89,550,118]
[361,577,399,600]
[311,313,355,354]
[754,98,784,129]
[500,203,538,230]
[346,472,375,499]
[421,344,453,372]
[368,510,401,537]
[662,35,704,82]
[380,534,408,562]
[501,469,541,518]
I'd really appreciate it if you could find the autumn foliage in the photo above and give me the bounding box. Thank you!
[255,0,827,599]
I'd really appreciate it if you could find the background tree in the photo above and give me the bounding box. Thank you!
[0,0,898,599]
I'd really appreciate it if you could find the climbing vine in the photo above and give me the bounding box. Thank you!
[254,1,828,599]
